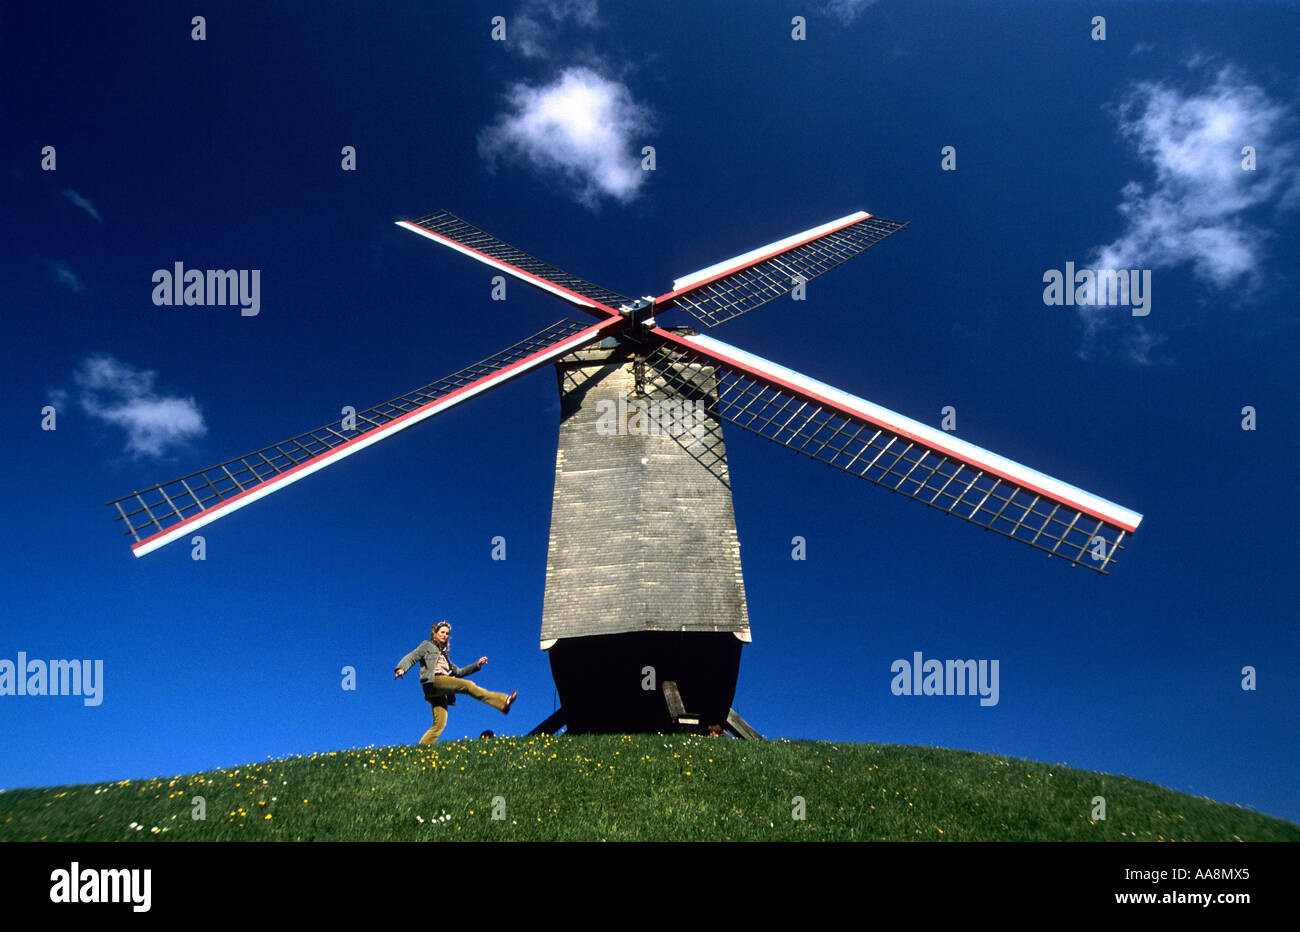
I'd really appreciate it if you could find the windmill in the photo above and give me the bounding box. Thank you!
[108,208,1142,737]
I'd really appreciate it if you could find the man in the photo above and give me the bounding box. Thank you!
[394,621,517,746]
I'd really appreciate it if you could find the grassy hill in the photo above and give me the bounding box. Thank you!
[2,735,1296,842]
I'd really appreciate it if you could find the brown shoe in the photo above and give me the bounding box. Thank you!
[503,690,518,715]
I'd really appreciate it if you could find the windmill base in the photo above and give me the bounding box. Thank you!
[541,631,746,735]
[528,703,761,739]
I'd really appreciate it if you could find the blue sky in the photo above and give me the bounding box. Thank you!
[3,1,1297,825]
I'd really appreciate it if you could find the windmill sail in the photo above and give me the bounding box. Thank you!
[656,211,908,328]
[108,317,623,557]
[398,210,629,316]
[644,329,1141,572]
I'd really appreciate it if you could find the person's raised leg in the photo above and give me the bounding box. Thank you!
[432,675,512,712]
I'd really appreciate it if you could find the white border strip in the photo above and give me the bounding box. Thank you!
[672,211,869,291]
[682,332,1143,532]
[132,323,616,557]
[397,221,598,309]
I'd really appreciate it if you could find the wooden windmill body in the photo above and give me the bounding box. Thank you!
[541,339,749,734]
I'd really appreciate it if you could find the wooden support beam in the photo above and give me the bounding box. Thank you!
[661,680,687,721]
[725,708,762,740]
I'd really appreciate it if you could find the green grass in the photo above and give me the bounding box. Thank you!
[2,735,1296,841]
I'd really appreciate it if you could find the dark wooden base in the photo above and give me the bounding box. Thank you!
[546,631,744,734]
[527,702,761,739]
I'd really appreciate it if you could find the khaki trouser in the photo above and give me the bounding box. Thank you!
[418,675,509,746]
[420,704,449,746]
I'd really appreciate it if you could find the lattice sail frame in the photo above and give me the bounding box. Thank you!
[108,318,619,556]
[111,205,1141,570]
[397,210,629,315]
[643,332,1139,573]
[657,211,908,328]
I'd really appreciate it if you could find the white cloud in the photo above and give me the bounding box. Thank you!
[479,66,652,207]
[1090,64,1298,290]
[49,260,85,293]
[512,0,600,60]
[62,189,102,223]
[62,355,206,458]
[1079,62,1299,362]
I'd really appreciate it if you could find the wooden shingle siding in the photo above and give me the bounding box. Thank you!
[540,341,752,645]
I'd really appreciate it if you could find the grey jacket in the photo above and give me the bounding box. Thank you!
[396,640,483,704]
